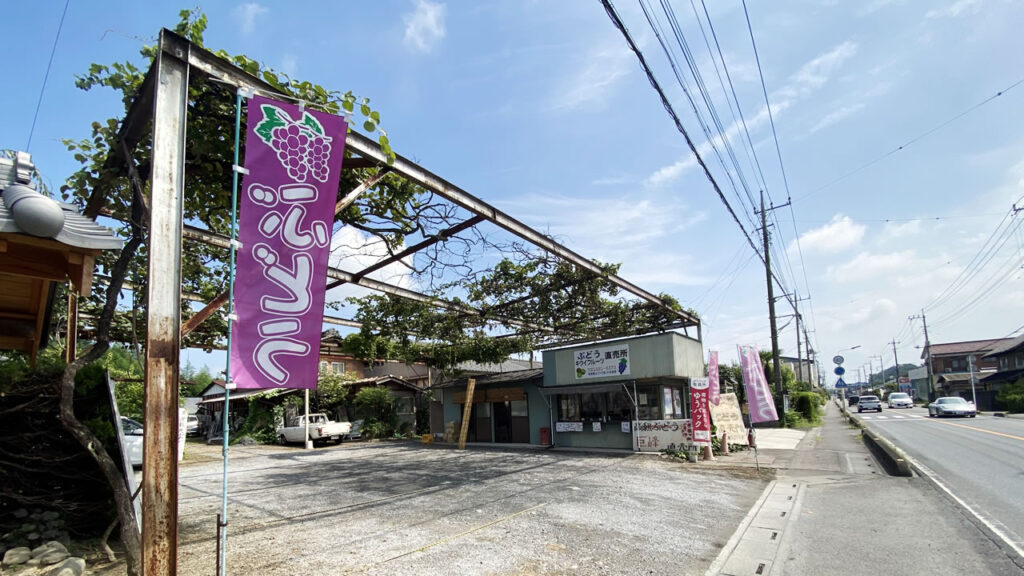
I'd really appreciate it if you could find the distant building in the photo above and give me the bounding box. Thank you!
[925,338,1013,410]
[779,356,819,387]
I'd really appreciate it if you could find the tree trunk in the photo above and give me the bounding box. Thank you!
[57,235,143,576]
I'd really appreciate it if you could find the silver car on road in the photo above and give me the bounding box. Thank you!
[928,396,977,418]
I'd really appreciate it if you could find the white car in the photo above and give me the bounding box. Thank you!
[120,417,144,468]
[186,414,201,437]
[887,392,913,409]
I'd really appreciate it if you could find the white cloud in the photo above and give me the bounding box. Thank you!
[829,298,898,331]
[325,226,417,308]
[645,41,855,187]
[827,249,916,278]
[645,156,697,187]
[783,42,859,98]
[234,2,267,36]
[926,0,982,19]
[403,0,447,53]
[809,103,866,134]
[549,47,633,112]
[790,215,866,254]
[882,219,922,239]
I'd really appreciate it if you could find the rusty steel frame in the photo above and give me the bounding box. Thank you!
[104,27,704,575]
[142,30,187,576]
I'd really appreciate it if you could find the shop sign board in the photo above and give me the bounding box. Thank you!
[690,377,711,445]
[574,344,630,379]
[556,421,583,432]
[708,393,748,446]
[633,419,693,452]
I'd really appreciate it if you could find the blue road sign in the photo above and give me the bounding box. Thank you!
[835,377,847,388]
[834,366,846,376]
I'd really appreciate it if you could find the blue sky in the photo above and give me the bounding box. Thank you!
[3,1,1024,382]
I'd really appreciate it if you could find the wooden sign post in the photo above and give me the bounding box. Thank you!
[457,378,476,450]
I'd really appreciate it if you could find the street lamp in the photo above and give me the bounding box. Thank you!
[833,345,861,400]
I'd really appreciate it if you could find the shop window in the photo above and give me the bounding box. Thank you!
[580,393,605,421]
[636,385,661,420]
[558,395,581,421]
[510,400,528,417]
[476,402,492,417]
[663,386,685,419]
[607,390,633,421]
[395,396,414,415]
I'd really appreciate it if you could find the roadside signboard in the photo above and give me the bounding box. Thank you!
[835,377,848,388]
[834,366,845,376]
[833,355,844,365]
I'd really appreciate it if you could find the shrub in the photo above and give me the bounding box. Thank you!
[791,392,822,424]
[996,378,1024,413]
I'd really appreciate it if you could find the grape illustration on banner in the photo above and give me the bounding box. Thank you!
[254,104,334,183]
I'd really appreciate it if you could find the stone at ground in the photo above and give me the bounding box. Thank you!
[42,541,68,555]
[47,557,86,576]
[3,546,32,565]
[38,550,70,565]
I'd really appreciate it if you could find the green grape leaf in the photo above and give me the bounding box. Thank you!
[254,105,288,143]
[301,111,325,135]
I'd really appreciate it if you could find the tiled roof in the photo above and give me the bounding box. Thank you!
[983,334,1024,358]
[455,358,541,373]
[0,195,123,250]
[926,339,1011,358]
[433,368,544,389]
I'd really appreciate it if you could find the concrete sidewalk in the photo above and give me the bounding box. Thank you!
[707,401,1023,576]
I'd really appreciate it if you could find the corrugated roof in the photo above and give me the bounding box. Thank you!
[983,334,1024,358]
[926,339,1011,358]
[0,197,123,250]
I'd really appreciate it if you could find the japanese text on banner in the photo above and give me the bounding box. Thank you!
[229,96,347,389]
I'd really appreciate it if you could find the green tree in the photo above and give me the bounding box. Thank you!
[352,386,397,439]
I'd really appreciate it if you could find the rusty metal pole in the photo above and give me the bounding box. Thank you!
[143,30,189,576]
[65,291,77,363]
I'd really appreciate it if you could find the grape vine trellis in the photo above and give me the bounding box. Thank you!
[60,12,704,575]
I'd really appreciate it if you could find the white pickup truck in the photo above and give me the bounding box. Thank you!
[276,414,352,446]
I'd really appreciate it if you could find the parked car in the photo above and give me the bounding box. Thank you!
[928,397,977,418]
[847,395,859,406]
[857,395,882,413]
[185,414,201,437]
[276,413,352,446]
[886,392,913,409]
[120,417,144,468]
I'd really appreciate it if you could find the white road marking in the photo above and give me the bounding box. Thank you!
[905,456,1024,561]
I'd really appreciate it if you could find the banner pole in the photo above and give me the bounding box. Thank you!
[218,90,245,576]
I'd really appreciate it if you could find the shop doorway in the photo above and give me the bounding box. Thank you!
[493,400,529,443]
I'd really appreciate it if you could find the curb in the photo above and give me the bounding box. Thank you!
[841,407,1024,569]
[840,410,913,477]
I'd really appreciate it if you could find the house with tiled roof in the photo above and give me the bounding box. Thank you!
[925,338,1013,410]
[980,335,1024,405]
[0,151,123,365]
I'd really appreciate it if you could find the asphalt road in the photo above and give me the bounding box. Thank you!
[176,442,768,575]
[858,406,1024,557]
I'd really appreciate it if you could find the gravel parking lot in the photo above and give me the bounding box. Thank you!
[178,442,767,575]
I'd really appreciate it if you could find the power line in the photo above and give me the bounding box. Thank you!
[799,75,1024,200]
[601,0,763,272]
[26,0,71,152]
[738,0,816,351]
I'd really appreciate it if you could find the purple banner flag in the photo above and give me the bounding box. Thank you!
[708,351,721,406]
[738,345,779,423]
[229,96,347,389]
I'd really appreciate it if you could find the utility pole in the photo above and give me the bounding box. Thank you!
[890,339,901,394]
[759,192,786,424]
[873,355,885,391]
[910,310,936,401]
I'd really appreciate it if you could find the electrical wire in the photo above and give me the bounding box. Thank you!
[799,76,1024,200]
[26,0,71,153]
